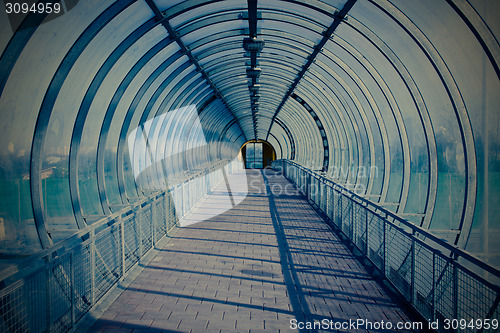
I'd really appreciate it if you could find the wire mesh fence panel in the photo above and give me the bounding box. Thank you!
[196,177,202,204]
[317,181,323,211]
[298,171,306,194]
[341,195,352,237]
[326,185,333,220]
[73,242,93,324]
[183,183,189,217]
[166,192,177,230]
[456,264,499,328]
[434,255,456,323]
[202,173,208,195]
[0,271,47,333]
[331,190,342,227]
[175,185,183,218]
[353,202,367,253]
[154,200,166,243]
[317,180,323,208]
[26,272,48,333]
[334,190,342,228]
[187,181,193,210]
[123,215,140,272]
[412,243,434,320]
[312,178,320,205]
[271,160,500,331]
[47,255,72,333]
[385,225,412,301]
[0,160,243,333]
[141,208,153,253]
[93,225,121,301]
[188,180,195,209]
[0,283,28,333]
[367,213,384,271]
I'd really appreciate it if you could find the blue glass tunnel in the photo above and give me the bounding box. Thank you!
[1,0,499,261]
[0,0,499,331]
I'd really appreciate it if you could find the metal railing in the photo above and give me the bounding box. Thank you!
[273,159,500,332]
[0,159,242,332]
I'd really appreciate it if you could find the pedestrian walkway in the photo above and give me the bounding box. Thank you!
[89,169,414,332]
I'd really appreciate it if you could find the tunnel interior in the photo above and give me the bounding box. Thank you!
[0,1,499,331]
[0,0,498,268]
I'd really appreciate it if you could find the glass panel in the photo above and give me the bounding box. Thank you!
[254,143,263,168]
[259,0,337,28]
[78,7,160,217]
[180,21,248,46]
[168,0,246,28]
[246,142,263,169]
[0,0,115,254]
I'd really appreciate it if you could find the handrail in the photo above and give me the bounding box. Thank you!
[0,159,243,333]
[273,159,500,331]
[0,158,233,284]
[276,159,500,279]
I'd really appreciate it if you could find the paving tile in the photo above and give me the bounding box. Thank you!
[90,170,413,333]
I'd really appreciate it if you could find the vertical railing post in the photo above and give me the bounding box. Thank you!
[120,216,125,278]
[306,173,310,200]
[323,182,327,214]
[316,178,320,205]
[151,202,156,248]
[339,190,343,230]
[365,210,369,255]
[138,211,143,262]
[410,236,416,304]
[179,185,184,218]
[432,252,436,322]
[308,174,312,201]
[383,214,387,277]
[453,261,459,319]
[70,252,75,329]
[320,181,324,212]
[185,182,189,213]
[310,175,314,202]
[332,187,336,221]
[326,185,330,218]
[350,201,354,239]
[313,176,316,204]
[164,193,169,233]
[45,261,51,332]
[320,181,324,210]
[90,228,96,306]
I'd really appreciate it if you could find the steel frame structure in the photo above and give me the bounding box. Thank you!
[0,0,498,276]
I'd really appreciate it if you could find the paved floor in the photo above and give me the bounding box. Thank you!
[90,169,415,332]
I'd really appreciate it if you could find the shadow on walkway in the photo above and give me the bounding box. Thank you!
[89,169,417,333]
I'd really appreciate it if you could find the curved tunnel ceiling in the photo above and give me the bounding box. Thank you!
[0,0,499,259]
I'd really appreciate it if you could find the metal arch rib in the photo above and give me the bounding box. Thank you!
[291,94,329,171]
[265,0,358,141]
[143,0,247,141]
[273,117,295,160]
